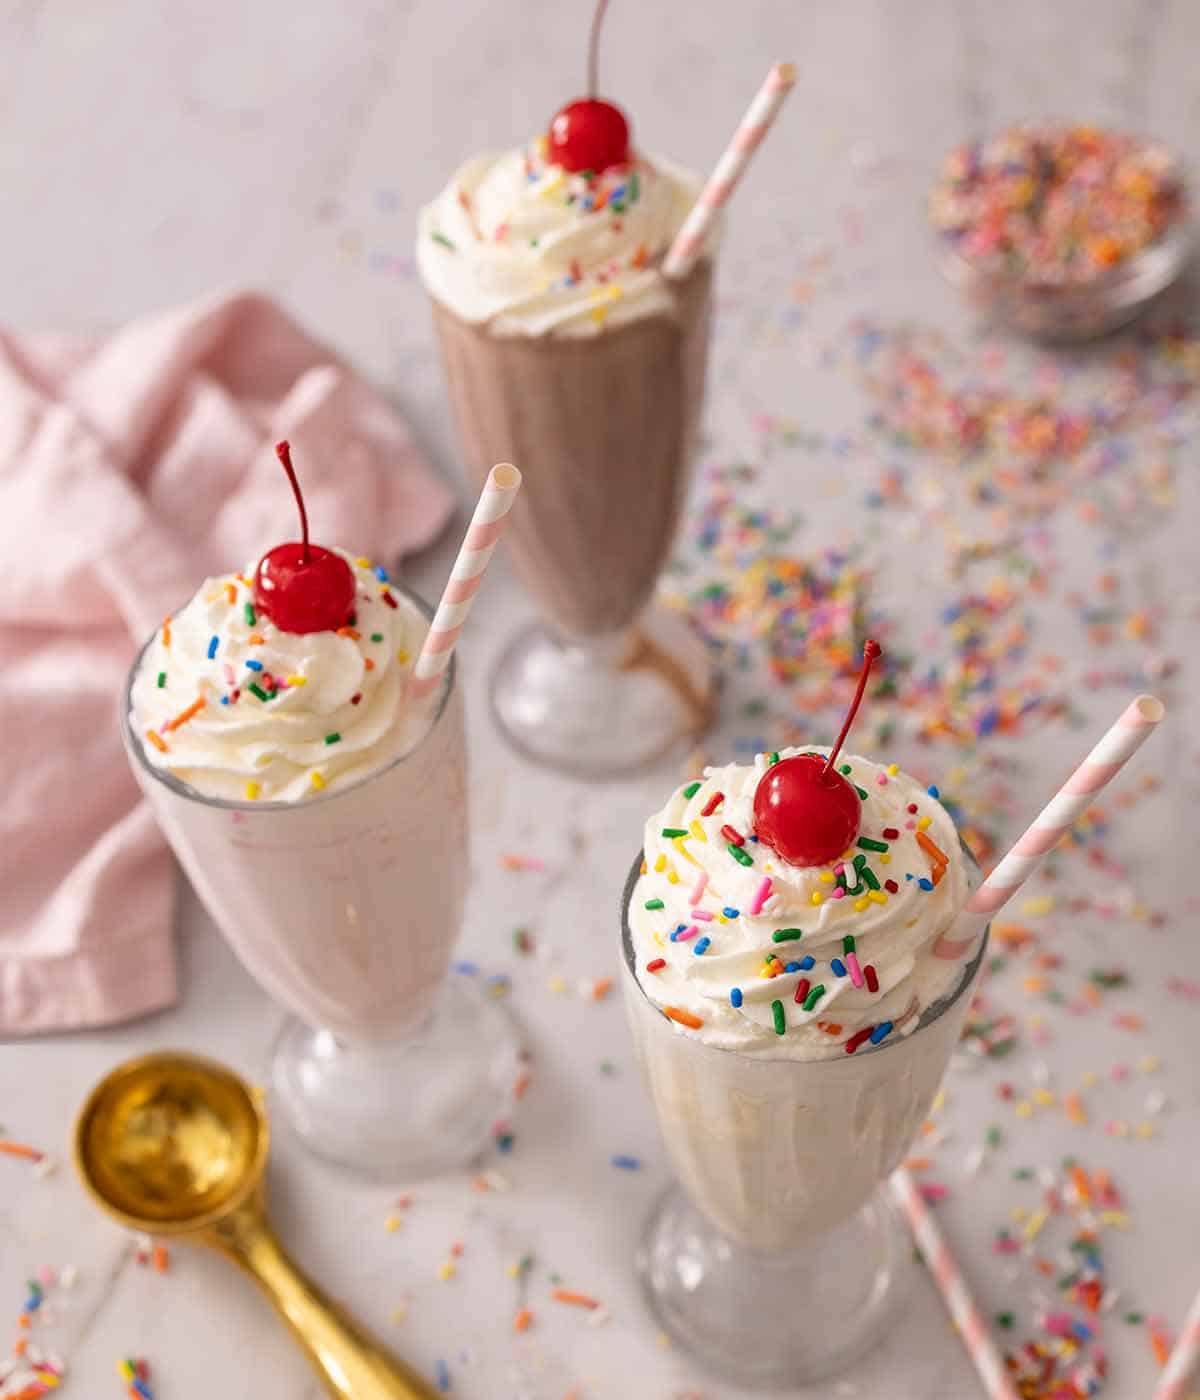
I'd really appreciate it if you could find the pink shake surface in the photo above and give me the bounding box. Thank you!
[126,572,466,1041]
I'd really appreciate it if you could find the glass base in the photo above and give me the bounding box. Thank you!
[636,1183,911,1390]
[489,611,716,778]
[271,974,521,1179]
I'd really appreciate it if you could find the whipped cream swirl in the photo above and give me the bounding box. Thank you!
[629,748,977,1061]
[418,141,711,337]
[129,552,433,803]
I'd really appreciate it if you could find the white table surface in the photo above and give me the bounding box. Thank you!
[3,2,1199,1397]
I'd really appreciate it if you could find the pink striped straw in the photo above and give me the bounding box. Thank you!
[889,1168,1020,1400]
[933,694,1164,959]
[1152,1284,1200,1400]
[409,463,522,700]
[661,62,796,281]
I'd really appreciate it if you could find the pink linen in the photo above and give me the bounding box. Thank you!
[0,291,455,1034]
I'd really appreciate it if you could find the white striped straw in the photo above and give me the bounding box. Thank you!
[409,463,522,700]
[1152,1284,1200,1400]
[890,1168,1020,1400]
[932,694,1164,959]
[661,61,796,281]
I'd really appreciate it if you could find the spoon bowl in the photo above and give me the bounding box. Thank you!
[74,1051,437,1400]
[75,1051,267,1233]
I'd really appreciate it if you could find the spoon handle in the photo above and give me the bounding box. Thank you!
[210,1204,440,1400]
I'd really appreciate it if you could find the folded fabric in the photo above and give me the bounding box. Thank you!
[0,291,455,1034]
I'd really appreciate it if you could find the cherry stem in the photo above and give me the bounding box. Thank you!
[822,639,882,779]
[275,440,310,563]
[587,0,610,98]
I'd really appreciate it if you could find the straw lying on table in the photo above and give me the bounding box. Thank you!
[661,61,796,280]
[888,694,1166,1398]
[890,1168,1020,1400]
[933,693,1165,959]
[409,463,522,700]
[1151,1284,1200,1400]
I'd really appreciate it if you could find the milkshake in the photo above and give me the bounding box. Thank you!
[420,152,712,640]
[418,49,719,774]
[126,556,464,1039]
[618,647,988,1385]
[123,446,518,1175]
[624,747,981,1247]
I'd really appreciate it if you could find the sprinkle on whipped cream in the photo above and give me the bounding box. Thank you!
[417,139,713,337]
[130,552,434,803]
[629,747,980,1061]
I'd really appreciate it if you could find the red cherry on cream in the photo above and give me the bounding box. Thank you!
[753,641,883,867]
[547,98,630,174]
[752,755,862,869]
[253,441,356,635]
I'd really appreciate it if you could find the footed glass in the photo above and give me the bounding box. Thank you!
[122,582,519,1178]
[619,854,987,1388]
[430,260,717,778]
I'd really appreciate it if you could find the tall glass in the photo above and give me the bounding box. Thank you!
[122,583,518,1177]
[428,258,716,778]
[619,854,988,1389]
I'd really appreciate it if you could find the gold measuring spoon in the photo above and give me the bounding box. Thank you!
[74,1050,439,1400]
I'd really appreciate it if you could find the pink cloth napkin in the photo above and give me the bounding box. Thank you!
[0,291,455,1035]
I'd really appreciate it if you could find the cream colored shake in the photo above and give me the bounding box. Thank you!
[623,746,984,1251]
[121,442,519,1176]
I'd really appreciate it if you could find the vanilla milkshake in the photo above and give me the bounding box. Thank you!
[620,743,987,1384]
[625,745,982,1240]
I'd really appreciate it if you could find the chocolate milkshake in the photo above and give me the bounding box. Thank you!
[418,128,719,773]
[620,745,986,1385]
[430,259,710,637]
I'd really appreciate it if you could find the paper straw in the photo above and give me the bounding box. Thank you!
[890,1168,1020,1400]
[932,694,1164,959]
[409,463,522,700]
[661,61,796,280]
[1151,1285,1200,1400]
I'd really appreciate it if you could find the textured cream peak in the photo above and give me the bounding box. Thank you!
[418,145,716,337]
[629,747,978,1060]
[130,553,435,802]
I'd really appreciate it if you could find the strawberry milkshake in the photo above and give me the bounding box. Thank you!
[124,445,518,1176]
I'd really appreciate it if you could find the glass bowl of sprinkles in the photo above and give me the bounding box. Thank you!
[931,125,1191,342]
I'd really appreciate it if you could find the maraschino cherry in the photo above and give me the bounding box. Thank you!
[546,0,630,174]
[253,441,356,635]
[753,641,883,867]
